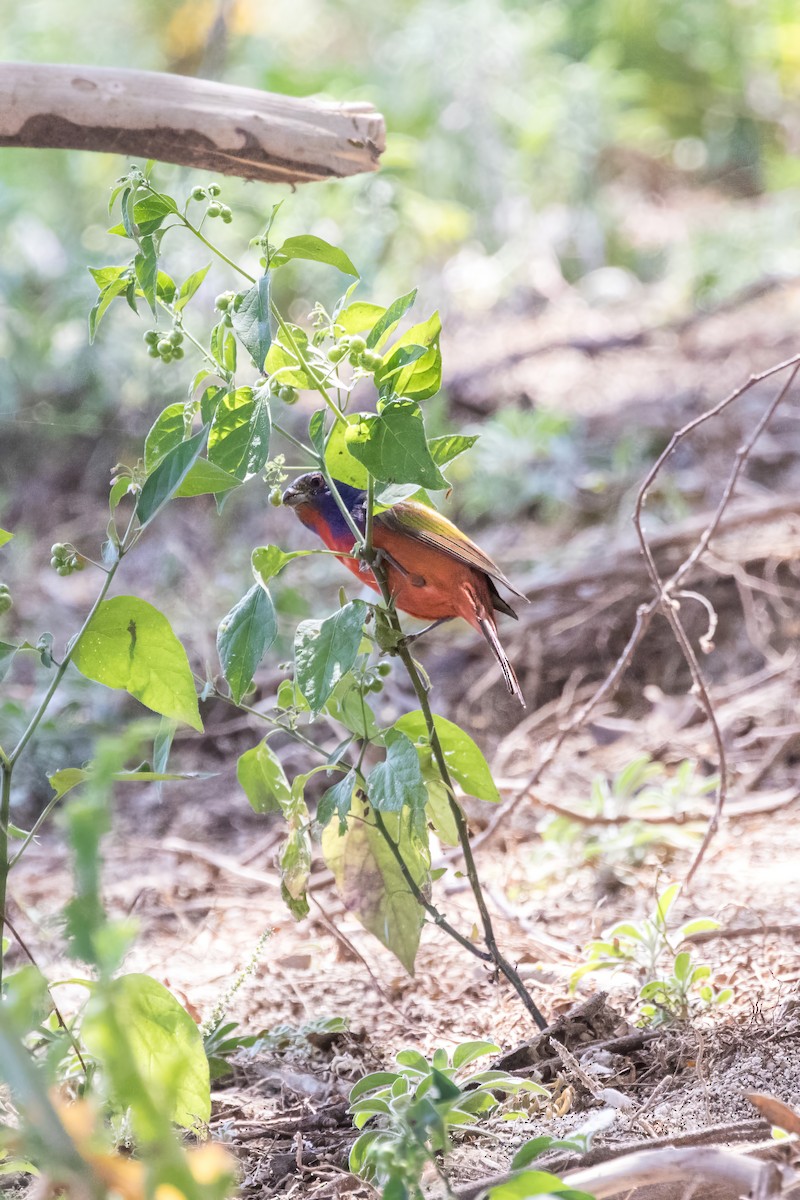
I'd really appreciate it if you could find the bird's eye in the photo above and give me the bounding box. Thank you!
[309,473,323,489]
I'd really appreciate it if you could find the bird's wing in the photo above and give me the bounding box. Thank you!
[377,500,527,600]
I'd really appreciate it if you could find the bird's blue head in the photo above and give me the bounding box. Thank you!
[282,472,366,542]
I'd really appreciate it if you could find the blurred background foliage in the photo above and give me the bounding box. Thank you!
[2,0,800,445]
[2,0,800,653]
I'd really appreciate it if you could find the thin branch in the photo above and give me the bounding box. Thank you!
[472,351,800,858]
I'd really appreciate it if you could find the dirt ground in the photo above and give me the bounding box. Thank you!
[6,276,800,1197]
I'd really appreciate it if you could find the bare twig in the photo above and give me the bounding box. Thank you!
[634,358,800,883]
[472,352,800,859]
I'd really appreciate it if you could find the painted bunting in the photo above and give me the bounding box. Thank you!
[282,472,525,704]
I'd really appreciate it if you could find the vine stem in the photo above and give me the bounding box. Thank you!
[1,539,123,992]
[357,483,548,1030]
[167,204,548,1026]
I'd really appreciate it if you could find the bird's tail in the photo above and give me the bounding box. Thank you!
[478,617,525,707]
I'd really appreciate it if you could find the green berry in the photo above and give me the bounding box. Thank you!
[278,386,298,405]
[348,335,367,354]
[206,202,222,218]
[147,345,160,358]
[172,346,184,360]
[144,329,159,346]
[367,680,384,694]
[327,345,346,364]
[57,564,70,577]
[207,182,221,197]
[214,292,232,312]
[0,585,11,615]
[169,330,183,347]
[50,543,65,556]
[269,486,283,507]
[191,186,207,201]
[361,350,383,371]
[220,205,233,222]
[377,662,392,676]
[156,339,172,356]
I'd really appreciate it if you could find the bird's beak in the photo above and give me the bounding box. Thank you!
[281,481,306,508]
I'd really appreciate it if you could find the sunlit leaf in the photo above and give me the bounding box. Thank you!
[272,234,359,277]
[344,401,448,489]
[72,596,202,731]
[394,711,500,803]
[82,973,210,1131]
[208,387,270,481]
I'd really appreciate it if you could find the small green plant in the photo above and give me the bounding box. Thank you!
[571,883,732,1026]
[348,1040,548,1197]
[535,757,717,879]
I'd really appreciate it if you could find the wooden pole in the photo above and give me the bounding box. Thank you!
[0,63,385,184]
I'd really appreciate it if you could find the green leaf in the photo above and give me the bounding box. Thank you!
[217,584,277,704]
[156,271,176,304]
[272,235,359,278]
[381,312,442,400]
[251,544,313,586]
[656,883,681,925]
[237,738,291,814]
[144,403,186,472]
[336,302,386,336]
[175,264,211,311]
[174,458,242,498]
[366,289,417,349]
[452,1040,500,1070]
[488,1171,592,1199]
[0,528,13,548]
[134,233,158,314]
[368,730,427,819]
[208,387,271,482]
[324,413,369,488]
[428,433,479,467]
[136,425,207,528]
[72,596,202,731]
[88,271,131,341]
[294,600,367,712]
[264,337,316,389]
[309,409,326,455]
[48,767,89,800]
[280,822,311,919]
[81,973,210,1131]
[231,274,272,372]
[0,641,17,683]
[322,793,427,973]
[47,766,212,802]
[344,401,448,490]
[394,711,501,803]
[676,917,721,939]
[317,768,357,833]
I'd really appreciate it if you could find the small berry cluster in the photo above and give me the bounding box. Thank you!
[214,291,240,327]
[50,543,86,576]
[327,335,382,373]
[144,328,184,362]
[363,662,392,693]
[191,183,232,223]
[0,583,11,615]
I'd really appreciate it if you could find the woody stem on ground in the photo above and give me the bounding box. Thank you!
[359,482,549,1031]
